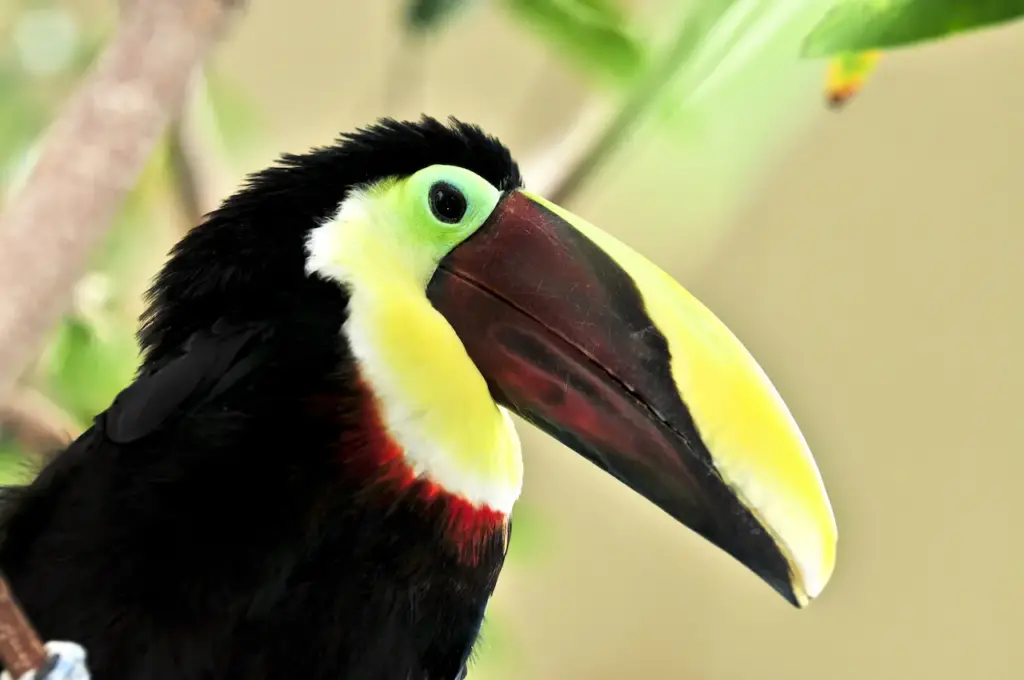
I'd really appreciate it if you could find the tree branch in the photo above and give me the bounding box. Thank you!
[0,0,244,407]
[168,118,207,229]
[0,574,47,679]
[0,388,81,458]
[524,0,758,206]
[520,19,701,207]
[167,69,230,231]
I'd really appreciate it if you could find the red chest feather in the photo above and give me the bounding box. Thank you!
[322,379,509,565]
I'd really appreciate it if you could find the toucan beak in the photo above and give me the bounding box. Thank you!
[426,190,837,607]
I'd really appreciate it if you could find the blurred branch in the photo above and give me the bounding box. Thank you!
[0,0,245,407]
[525,0,749,204]
[0,388,80,457]
[520,101,609,201]
[168,122,206,228]
[0,573,47,679]
[167,71,218,230]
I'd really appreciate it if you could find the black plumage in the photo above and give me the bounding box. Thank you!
[0,117,523,680]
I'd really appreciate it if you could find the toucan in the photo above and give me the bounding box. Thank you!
[0,117,837,680]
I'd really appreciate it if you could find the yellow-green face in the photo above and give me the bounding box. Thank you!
[306,165,523,514]
[305,163,838,607]
[313,165,502,289]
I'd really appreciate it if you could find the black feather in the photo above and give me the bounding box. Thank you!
[0,117,517,680]
[104,321,267,444]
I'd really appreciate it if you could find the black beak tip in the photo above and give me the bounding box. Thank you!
[764,572,803,608]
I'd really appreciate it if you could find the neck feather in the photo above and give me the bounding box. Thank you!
[339,279,524,514]
[322,377,510,564]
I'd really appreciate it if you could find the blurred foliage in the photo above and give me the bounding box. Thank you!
[0,1,252,450]
[803,0,1024,109]
[202,69,265,156]
[403,0,646,85]
[500,0,647,84]
[0,442,34,486]
[405,0,479,32]
[824,49,882,108]
[803,0,1024,58]
[42,316,139,425]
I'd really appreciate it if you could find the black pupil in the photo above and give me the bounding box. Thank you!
[429,182,468,224]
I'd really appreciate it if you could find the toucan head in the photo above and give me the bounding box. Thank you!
[145,117,837,607]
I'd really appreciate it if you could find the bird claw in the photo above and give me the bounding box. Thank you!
[0,642,90,680]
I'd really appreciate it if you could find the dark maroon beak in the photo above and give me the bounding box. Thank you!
[426,191,838,607]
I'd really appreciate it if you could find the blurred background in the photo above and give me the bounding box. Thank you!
[1,1,1022,679]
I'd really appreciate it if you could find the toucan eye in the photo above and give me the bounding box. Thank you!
[428,181,468,224]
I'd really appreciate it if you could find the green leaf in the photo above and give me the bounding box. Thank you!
[44,316,139,423]
[802,0,1024,58]
[502,0,646,84]
[0,442,35,486]
[404,0,479,32]
[651,0,766,120]
[825,50,883,107]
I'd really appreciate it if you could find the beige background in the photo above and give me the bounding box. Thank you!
[206,3,1022,679]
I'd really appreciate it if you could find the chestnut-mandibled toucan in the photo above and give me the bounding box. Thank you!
[0,118,837,680]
